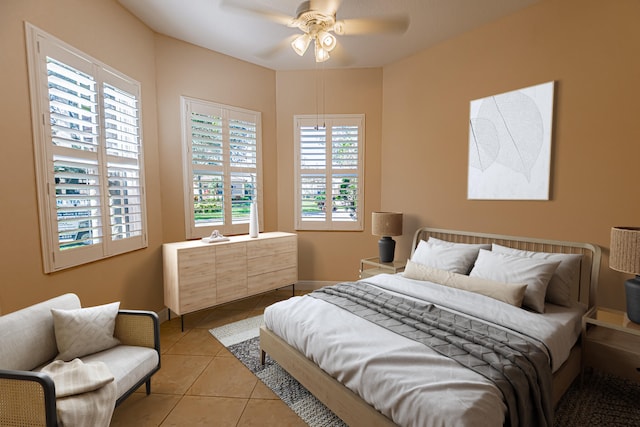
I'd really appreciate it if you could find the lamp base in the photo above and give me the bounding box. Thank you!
[378,236,396,263]
[625,276,640,324]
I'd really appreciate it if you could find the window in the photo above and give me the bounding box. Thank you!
[294,114,364,231]
[26,24,147,273]
[181,97,262,238]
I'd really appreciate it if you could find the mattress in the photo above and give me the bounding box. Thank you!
[263,273,585,427]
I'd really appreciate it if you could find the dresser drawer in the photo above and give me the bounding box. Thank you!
[248,266,297,294]
[248,251,297,276]
[247,235,297,258]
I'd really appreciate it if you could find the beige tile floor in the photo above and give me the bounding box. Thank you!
[110,289,309,427]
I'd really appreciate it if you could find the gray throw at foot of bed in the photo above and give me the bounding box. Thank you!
[310,282,553,427]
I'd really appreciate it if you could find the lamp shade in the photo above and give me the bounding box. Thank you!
[610,227,640,275]
[291,34,311,56]
[372,212,403,237]
[317,31,337,51]
[314,42,330,62]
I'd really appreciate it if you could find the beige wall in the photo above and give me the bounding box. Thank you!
[382,0,640,309]
[153,35,277,243]
[275,69,383,282]
[0,0,163,313]
[2,0,636,314]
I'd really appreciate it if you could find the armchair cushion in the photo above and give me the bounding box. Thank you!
[81,345,159,399]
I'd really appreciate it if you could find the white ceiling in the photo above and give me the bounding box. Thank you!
[118,0,539,71]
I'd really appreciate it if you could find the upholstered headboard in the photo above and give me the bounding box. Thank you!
[411,227,602,308]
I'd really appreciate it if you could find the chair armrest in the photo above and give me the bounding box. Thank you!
[0,369,57,427]
[114,310,160,355]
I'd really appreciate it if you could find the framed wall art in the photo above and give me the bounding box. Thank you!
[467,81,555,200]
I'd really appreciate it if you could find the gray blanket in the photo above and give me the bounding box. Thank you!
[310,282,552,427]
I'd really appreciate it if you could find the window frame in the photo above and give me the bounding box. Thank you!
[294,114,365,231]
[26,23,148,273]
[181,96,263,239]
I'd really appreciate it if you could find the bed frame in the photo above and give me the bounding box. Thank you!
[260,227,602,426]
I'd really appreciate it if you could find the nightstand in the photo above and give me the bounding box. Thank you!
[582,306,640,382]
[359,257,405,279]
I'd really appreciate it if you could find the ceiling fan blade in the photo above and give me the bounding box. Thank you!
[335,16,410,35]
[256,35,298,60]
[309,0,342,16]
[220,0,294,26]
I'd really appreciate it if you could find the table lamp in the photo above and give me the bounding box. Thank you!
[609,226,640,323]
[372,212,403,263]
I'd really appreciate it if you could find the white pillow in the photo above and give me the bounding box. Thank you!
[427,237,491,251]
[492,244,582,307]
[411,240,485,274]
[403,260,527,306]
[469,250,560,313]
[51,301,121,361]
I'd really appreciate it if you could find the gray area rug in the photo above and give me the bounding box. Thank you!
[554,369,640,426]
[227,336,346,427]
[211,317,640,426]
[209,316,346,427]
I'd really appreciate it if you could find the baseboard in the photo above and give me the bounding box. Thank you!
[157,307,170,324]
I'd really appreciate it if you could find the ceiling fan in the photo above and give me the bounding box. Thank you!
[222,0,410,64]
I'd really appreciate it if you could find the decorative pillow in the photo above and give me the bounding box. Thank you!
[469,249,560,313]
[411,240,486,274]
[492,244,582,307]
[404,260,527,306]
[51,301,120,361]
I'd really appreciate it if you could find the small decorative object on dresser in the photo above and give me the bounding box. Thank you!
[609,226,640,323]
[249,201,259,238]
[371,211,403,263]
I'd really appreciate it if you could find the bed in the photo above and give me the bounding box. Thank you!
[260,227,602,426]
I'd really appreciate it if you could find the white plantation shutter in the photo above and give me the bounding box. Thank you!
[294,115,364,231]
[182,97,262,238]
[48,57,104,253]
[190,108,225,228]
[103,81,144,248]
[229,115,258,224]
[26,24,147,272]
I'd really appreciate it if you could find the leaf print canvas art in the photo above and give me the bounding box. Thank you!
[468,81,554,200]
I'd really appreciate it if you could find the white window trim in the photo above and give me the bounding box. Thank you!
[26,23,148,273]
[181,96,263,239]
[294,114,365,231]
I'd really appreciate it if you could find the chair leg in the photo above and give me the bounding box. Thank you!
[145,379,151,395]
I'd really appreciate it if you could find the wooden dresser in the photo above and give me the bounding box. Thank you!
[163,232,297,320]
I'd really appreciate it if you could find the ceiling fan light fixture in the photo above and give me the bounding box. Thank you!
[314,42,330,62]
[317,31,336,51]
[291,33,311,56]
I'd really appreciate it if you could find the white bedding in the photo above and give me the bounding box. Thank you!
[263,273,585,427]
